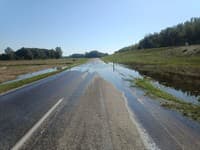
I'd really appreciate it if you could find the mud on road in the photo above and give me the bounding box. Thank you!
[24,76,145,150]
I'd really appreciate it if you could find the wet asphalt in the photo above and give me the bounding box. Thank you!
[71,59,200,150]
[1,58,200,150]
[0,69,93,149]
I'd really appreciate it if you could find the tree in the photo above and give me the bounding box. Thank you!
[15,47,32,59]
[4,47,15,60]
[4,47,14,54]
[55,47,63,58]
[117,17,200,52]
[0,54,9,60]
[69,51,108,58]
[0,47,63,60]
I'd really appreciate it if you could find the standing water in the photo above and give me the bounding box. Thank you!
[1,67,58,85]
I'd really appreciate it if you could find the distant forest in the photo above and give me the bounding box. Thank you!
[0,47,63,60]
[118,17,200,52]
[69,51,108,58]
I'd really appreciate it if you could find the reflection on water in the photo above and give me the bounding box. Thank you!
[119,64,200,104]
[18,68,57,80]
[71,59,200,149]
[137,69,200,97]
[116,64,200,104]
[72,60,199,104]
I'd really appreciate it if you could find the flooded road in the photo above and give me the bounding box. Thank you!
[113,64,200,105]
[72,58,200,150]
[1,58,200,150]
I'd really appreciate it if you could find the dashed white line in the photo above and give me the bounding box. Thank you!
[11,98,64,150]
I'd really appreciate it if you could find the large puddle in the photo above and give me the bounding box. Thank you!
[72,60,200,105]
[71,59,200,149]
[115,64,200,105]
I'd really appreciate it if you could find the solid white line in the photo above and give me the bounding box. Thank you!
[81,72,88,79]
[11,98,64,150]
[122,93,160,150]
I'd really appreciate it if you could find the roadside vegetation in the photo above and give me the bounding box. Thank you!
[103,45,200,76]
[0,47,63,60]
[132,78,200,121]
[68,50,108,58]
[0,58,87,94]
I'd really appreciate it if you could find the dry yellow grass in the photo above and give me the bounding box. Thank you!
[0,59,78,83]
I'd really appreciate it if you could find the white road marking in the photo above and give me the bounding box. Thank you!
[11,98,64,150]
[137,97,145,105]
[81,72,88,79]
[122,93,160,150]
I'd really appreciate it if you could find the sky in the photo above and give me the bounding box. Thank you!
[0,0,200,56]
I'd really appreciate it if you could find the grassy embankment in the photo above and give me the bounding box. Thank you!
[0,58,87,94]
[103,45,200,77]
[132,78,200,121]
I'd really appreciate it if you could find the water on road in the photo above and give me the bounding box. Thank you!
[72,59,200,150]
[1,58,200,150]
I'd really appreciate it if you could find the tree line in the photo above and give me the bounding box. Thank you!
[0,47,63,60]
[69,50,108,58]
[118,17,200,52]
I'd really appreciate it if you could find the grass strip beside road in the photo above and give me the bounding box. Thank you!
[0,71,59,94]
[0,59,87,94]
[134,78,182,103]
[133,78,200,121]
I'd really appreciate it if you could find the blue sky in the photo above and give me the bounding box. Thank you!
[0,0,199,55]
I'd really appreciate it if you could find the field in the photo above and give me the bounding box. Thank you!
[103,45,200,76]
[0,58,86,83]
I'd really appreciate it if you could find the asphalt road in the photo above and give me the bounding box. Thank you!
[0,69,95,149]
[0,58,200,150]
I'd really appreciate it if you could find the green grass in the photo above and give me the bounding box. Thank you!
[102,45,200,77]
[103,51,200,68]
[103,45,200,66]
[134,78,182,103]
[133,78,200,121]
[0,58,87,94]
[0,71,59,93]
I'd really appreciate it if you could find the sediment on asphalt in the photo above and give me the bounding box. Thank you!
[24,76,146,150]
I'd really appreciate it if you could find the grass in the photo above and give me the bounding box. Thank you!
[102,45,200,77]
[103,45,200,65]
[0,58,87,94]
[134,78,182,103]
[0,71,59,94]
[0,58,87,83]
[133,77,200,121]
